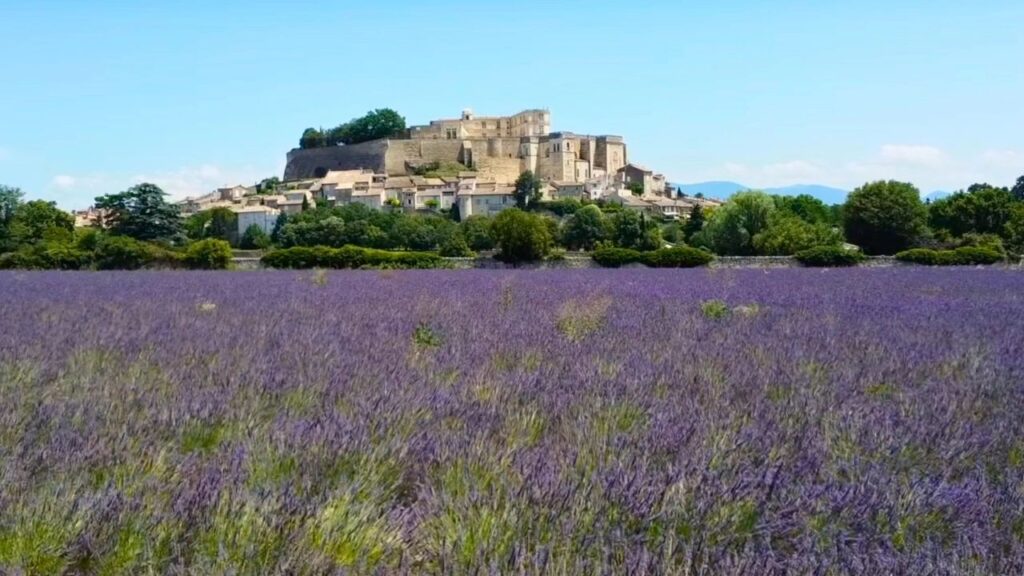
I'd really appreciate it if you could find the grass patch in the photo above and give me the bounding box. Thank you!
[556,296,612,342]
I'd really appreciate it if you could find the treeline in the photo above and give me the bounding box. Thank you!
[3,174,1023,271]
[0,183,233,270]
[299,109,406,149]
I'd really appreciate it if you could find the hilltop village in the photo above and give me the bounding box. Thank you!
[162,109,721,239]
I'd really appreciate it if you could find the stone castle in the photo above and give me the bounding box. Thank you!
[284,108,629,185]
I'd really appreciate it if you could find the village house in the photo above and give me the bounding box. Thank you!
[233,205,280,237]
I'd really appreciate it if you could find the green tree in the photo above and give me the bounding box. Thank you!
[928,184,1014,238]
[843,180,926,255]
[95,183,183,242]
[513,170,543,210]
[752,215,842,255]
[491,208,553,262]
[7,200,74,248]
[342,220,387,248]
[438,231,474,257]
[774,194,831,225]
[206,207,238,245]
[562,205,609,250]
[693,191,775,255]
[682,204,705,242]
[628,182,645,197]
[256,177,280,194]
[279,217,348,248]
[0,185,25,252]
[240,224,271,250]
[1005,204,1024,255]
[339,109,407,145]
[184,239,233,270]
[460,215,494,251]
[300,128,325,149]
[610,210,662,251]
[1012,175,1024,202]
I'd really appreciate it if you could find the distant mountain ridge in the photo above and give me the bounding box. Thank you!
[671,182,849,205]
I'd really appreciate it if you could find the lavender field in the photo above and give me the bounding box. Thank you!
[1,269,1023,574]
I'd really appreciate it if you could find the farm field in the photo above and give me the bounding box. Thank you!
[1,269,1023,574]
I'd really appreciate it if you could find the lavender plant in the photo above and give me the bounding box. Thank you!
[0,268,1022,574]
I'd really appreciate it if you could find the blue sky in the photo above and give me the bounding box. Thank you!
[1,0,1022,208]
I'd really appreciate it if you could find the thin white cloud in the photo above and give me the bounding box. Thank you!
[980,149,1024,170]
[762,160,822,180]
[879,144,946,167]
[48,163,276,209]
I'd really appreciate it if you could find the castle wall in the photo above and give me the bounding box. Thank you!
[284,141,389,180]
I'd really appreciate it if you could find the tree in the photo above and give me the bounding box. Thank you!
[1005,204,1024,254]
[389,216,438,251]
[206,207,238,245]
[7,200,75,247]
[1012,175,1024,202]
[306,109,408,148]
[0,185,24,252]
[774,194,831,225]
[610,209,662,251]
[843,180,926,255]
[928,185,1014,238]
[491,208,553,262]
[513,171,543,210]
[300,128,325,149]
[628,182,645,197]
[562,205,609,250]
[693,191,775,255]
[95,183,183,242]
[460,216,494,251]
[256,177,280,194]
[240,224,271,250]
[337,109,407,145]
[752,215,842,255]
[184,239,233,270]
[682,204,705,242]
[438,231,474,257]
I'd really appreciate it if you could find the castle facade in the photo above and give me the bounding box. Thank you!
[284,109,628,186]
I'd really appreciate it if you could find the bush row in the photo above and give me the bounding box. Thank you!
[794,245,866,267]
[895,246,1004,266]
[0,237,235,271]
[592,246,714,268]
[261,245,444,269]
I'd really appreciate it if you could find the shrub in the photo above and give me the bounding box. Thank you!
[641,246,714,268]
[700,300,731,320]
[795,246,865,267]
[240,224,272,250]
[592,247,643,268]
[437,233,474,258]
[950,246,1004,265]
[895,247,1003,266]
[94,236,157,270]
[491,208,553,263]
[184,239,233,270]
[261,246,442,270]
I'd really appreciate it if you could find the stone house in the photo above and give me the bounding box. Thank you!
[233,205,280,237]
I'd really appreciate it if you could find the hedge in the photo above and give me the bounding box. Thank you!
[184,239,233,270]
[591,247,643,267]
[895,247,1003,266]
[261,245,443,269]
[795,245,865,267]
[592,246,714,268]
[641,246,714,268]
